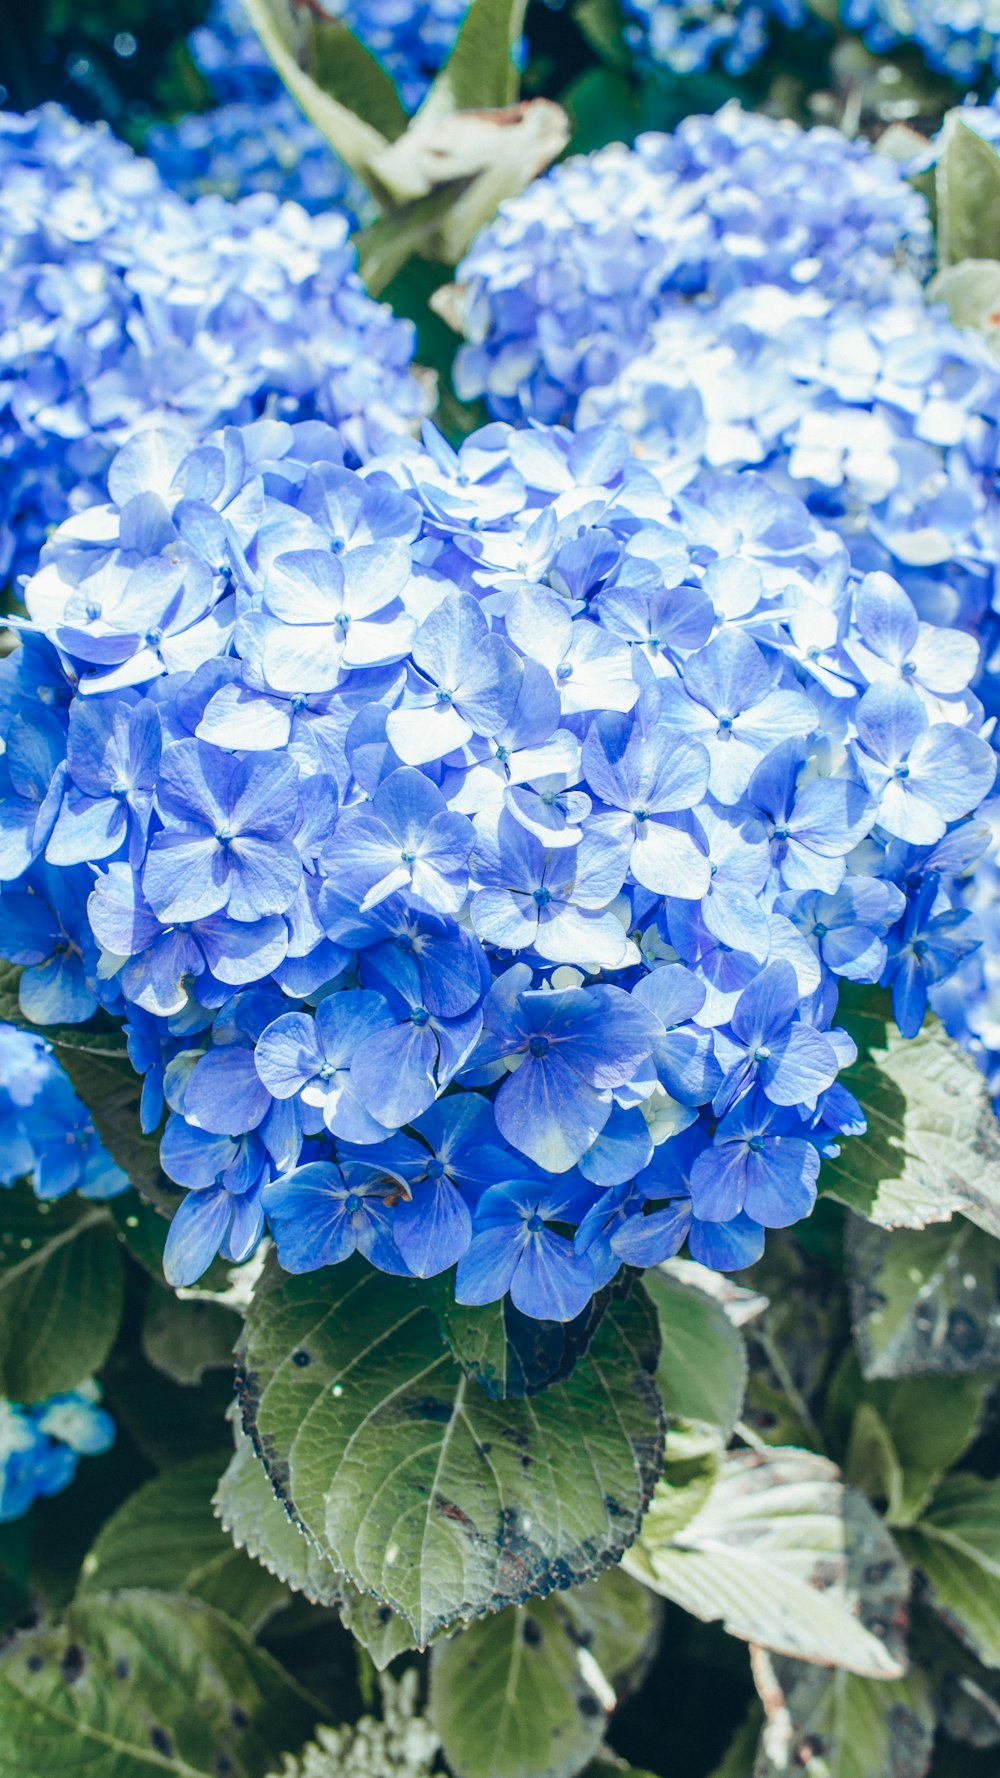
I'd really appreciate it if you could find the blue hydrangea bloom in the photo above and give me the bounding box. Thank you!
[0,105,425,584]
[0,1382,115,1522]
[621,0,808,75]
[452,105,932,427]
[5,411,995,1314]
[0,1022,128,1198]
[843,0,1000,83]
[148,0,368,217]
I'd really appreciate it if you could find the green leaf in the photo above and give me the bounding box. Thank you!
[241,0,393,195]
[926,259,1000,353]
[0,961,24,1025]
[307,17,408,141]
[706,1709,765,1778]
[142,1283,240,1386]
[838,1363,989,1526]
[0,1590,325,1777]
[900,1475,1000,1669]
[623,1447,908,1678]
[108,1194,169,1277]
[425,1272,618,1400]
[429,1567,659,1778]
[214,1417,344,1611]
[77,1454,287,1633]
[644,1267,747,1438]
[642,1422,722,1542]
[821,992,1000,1237]
[846,1215,1000,1380]
[572,0,631,72]
[0,1185,123,1401]
[418,0,526,119]
[914,1605,1000,1750]
[743,1230,845,1449]
[238,1254,664,1645]
[937,115,1000,267]
[751,1649,935,1778]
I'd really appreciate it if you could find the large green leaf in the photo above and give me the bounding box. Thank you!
[847,1215,1000,1379]
[77,1454,287,1632]
[751,1649,934,1778]
[430,1567,658,1778]
[307,17,408,141]
[217,1413,421,1665]
[241,0,395,196]
[425,1273,618,1400]
[623,1447,908,1678]
[644,1267,747,1438]
[238,1255,664,1645]
[214,1417,344,1611]
[418,0,526,118]
[937,115,1000,267]
[927,259,1000,355]
[0,1591,325,1777]
[0,1184,123,1400]
[821,993,1000,1236]
[900,1475,1000,1669]
[915,1605,1000,1750]
[743,1231,845,1449]
[839,1364,989,1526]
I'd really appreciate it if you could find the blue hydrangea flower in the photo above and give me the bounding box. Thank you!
[0,105,425,583]
[0,1022,127,1199]
[621,0,807,75]
[0,1382,114,1523]
[7,410,995,1320]
[452,105,931,426]
[843,0,1000,82]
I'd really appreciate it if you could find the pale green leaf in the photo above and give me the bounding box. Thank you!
[77,1454,287,1633]
[238,1254,664,1644]
[214,1418,343,1610]
[927,259,1000,353]
[0,1185,123,1401]
[623,1447,908,1678]
[0,1590,325,1777]
[418,0,527,119]
[429,1567,658,1778]
[841,1368,989,1526]
[644,1267,747,1438]
[900,1475,1000,1668]
[751,1648,934,1778]
[937,115,1000,267]
[847,1215,1000,1379]
[822,994,1000,1237]
[241,0,392,194]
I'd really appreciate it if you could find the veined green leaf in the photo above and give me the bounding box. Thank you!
[0,1184,123,1401]
[644,1266,747,1438]
[238,1254,664,1645]
[822,991,1000,1236]
[430,1567,659,1778]
[847,1215,1000,1380]
[751,1648,934,1778]
[0,1590,326,1778]
[77,1454,286,1633]
[937,114,1000,267]
[417,0,526,119]
[900,1475,1000,1669]
[623,1447,908,1679]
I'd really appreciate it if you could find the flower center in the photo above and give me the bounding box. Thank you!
[410,1006,430,1026]
[344,1193,362,1213]
[532,886,552,907]
[526,1213,545,1233]
[528,1035,550,1058]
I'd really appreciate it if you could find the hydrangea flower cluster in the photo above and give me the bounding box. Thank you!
[0,1382,114,1523]
[0,105,424,585]
[620,0,806,76]
[2,411,994,1320]
[452,106,932,427]
[842,0,1000,83]
[147,0,367,217]
[0,1022,127,1200]
[578,282,1000,644]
